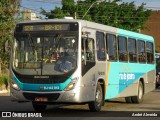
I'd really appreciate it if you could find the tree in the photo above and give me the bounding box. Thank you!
[41,0,151,32]
[0,0,20,73]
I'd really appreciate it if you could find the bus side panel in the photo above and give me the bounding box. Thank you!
[105,62,121,99]
[105,62,139,99]
[105,62,155,100]
[145,64,156,93]
[80,62,106,102]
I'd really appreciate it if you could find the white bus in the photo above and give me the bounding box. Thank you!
[10,19,156,112]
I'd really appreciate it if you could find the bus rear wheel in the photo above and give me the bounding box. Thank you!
[125,97,132,103]
[32,102,47,112]
[131,81,144,103]
[88,82,103,112]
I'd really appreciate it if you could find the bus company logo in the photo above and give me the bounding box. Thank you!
[119,73,135,80]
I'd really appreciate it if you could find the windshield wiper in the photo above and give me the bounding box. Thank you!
[28,34,34,47]
[55,34,62,49]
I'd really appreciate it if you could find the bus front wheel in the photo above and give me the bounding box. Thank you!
[131,81,144,103]
[88,82,103,112]
[32,102,47,112]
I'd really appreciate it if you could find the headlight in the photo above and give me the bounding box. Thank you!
[11,82,20,90]
[64,77,79,91]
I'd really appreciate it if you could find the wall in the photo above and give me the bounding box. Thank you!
[141,11,160,52]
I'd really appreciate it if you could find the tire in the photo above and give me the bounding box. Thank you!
[156,84,159,89]
[88,82,103,112]
[156,84,158,89]
[32,102,47,112]
[125,97,132,103]
[131,81,143,103]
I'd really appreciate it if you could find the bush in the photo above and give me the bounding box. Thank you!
[0,74,9,88]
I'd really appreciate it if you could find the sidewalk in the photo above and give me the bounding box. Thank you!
[0,84,10,96]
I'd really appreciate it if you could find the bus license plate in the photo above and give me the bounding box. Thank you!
[35,97,48,102]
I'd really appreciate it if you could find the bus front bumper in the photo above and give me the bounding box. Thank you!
[10,85,95,104]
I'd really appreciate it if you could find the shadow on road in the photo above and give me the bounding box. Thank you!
[152,88,160,92]
[106,100,126,104]
[42,107,138,117]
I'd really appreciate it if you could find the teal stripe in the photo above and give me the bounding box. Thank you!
[105,62,155,99]
[104,28,155,99]
[117,28,154,42]
[14,75,72,91]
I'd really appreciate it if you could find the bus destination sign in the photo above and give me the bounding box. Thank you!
[23,24,70,31]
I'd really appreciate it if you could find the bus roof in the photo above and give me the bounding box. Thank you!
[17,19,154,42]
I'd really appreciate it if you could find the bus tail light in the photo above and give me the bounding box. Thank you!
[64,77,79,91]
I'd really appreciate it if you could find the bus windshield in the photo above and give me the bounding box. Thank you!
[12,33,78,75]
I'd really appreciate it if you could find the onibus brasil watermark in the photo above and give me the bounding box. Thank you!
[2,112,42,118]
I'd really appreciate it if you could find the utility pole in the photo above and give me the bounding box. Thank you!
[82,0,103,19]
[74,12,77,19]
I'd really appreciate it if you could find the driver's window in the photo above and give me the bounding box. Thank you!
[82,38,95,62]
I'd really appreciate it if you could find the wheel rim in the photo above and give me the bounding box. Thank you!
[95,89,102,106]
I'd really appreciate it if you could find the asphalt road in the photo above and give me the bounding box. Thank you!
[0,87,160,118]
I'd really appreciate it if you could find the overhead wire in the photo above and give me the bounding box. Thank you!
[19,1,160,23]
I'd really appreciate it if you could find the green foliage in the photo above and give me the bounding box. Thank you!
[41,0,151,32]
[0,74,9,86]
[0,0,20,68]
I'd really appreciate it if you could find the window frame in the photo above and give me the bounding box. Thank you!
[96,31,106,61]
[128,38,137,63]
[137,40,146,63]
[82,38,95,62]
[118,36,128,62]
[106,33,117,61]
[146,41,154,64]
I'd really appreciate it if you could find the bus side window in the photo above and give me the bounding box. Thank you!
[118,36,128,62]
[106,34,117,61]
[81,38,96,76]
[146,42,154,64]
[96,31,106,61]
[128,38,137,62]
[137,40,146,63]
[82,38,95,62]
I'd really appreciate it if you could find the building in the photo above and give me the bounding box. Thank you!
[141,11,160,52]
[23,10,40,20]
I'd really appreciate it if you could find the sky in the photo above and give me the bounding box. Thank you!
[21,0,160,17]
[122,0,160,9]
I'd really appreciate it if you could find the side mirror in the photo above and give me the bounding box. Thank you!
[82,37,87,65]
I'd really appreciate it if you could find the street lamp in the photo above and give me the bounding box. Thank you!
[82,0,103,19]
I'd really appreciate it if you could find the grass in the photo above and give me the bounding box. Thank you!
[0,74,9,90]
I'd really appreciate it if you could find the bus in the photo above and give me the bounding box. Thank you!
[10,19,156,112]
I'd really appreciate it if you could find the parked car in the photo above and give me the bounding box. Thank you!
[156,64,160,88]
[155,53,160,88]
[156,72,160,88]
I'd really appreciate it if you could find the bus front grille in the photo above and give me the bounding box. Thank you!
[19,78,65,84]
[13,69,73,84]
